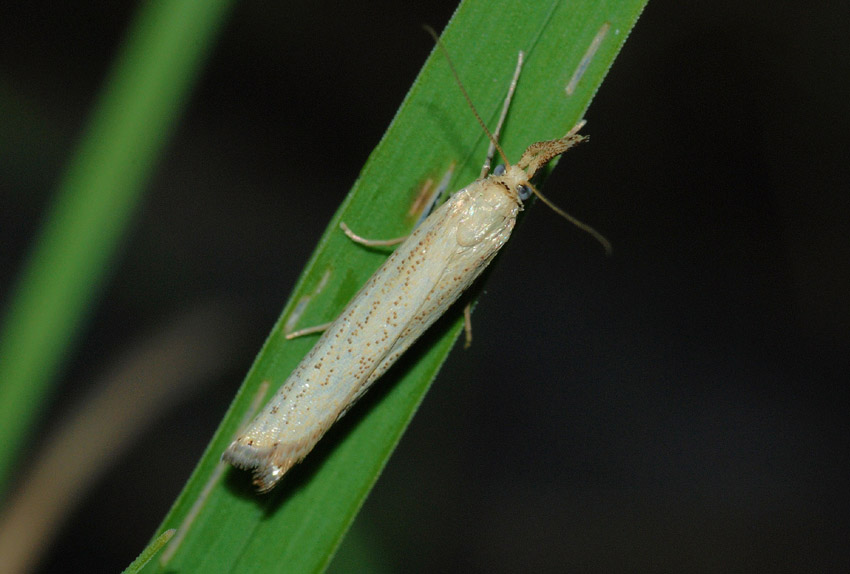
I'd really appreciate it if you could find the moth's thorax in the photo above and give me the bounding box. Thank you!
[454,176,521,247]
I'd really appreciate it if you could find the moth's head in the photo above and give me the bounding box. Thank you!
[489,164,535,204]
[490,135,612,255]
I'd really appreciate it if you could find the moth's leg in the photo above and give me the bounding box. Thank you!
[342,159,457,248]
[463,303,473,349]
[480,51,525,178]
[339,222,408,247]
[283,268,333,338]
[285,322,333,340]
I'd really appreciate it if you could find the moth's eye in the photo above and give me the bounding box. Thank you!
[517,184,532,200]
[493,164,506,176]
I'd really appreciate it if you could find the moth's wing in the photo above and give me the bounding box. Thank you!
[357,189,517,393]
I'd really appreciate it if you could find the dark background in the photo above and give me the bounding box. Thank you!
[2,1,848,572]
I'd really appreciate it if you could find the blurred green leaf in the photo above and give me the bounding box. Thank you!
[0,0,235,493]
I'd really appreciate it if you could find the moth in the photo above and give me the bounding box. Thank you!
[223,41,607,493]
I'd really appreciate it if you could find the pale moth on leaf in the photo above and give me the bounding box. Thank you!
[223,39,609,493]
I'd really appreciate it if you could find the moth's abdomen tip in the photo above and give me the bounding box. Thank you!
[252,465,287,493]
[222,438,303,492]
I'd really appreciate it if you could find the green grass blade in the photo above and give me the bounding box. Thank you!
[0,0,235,492]
[144,1,647,572]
